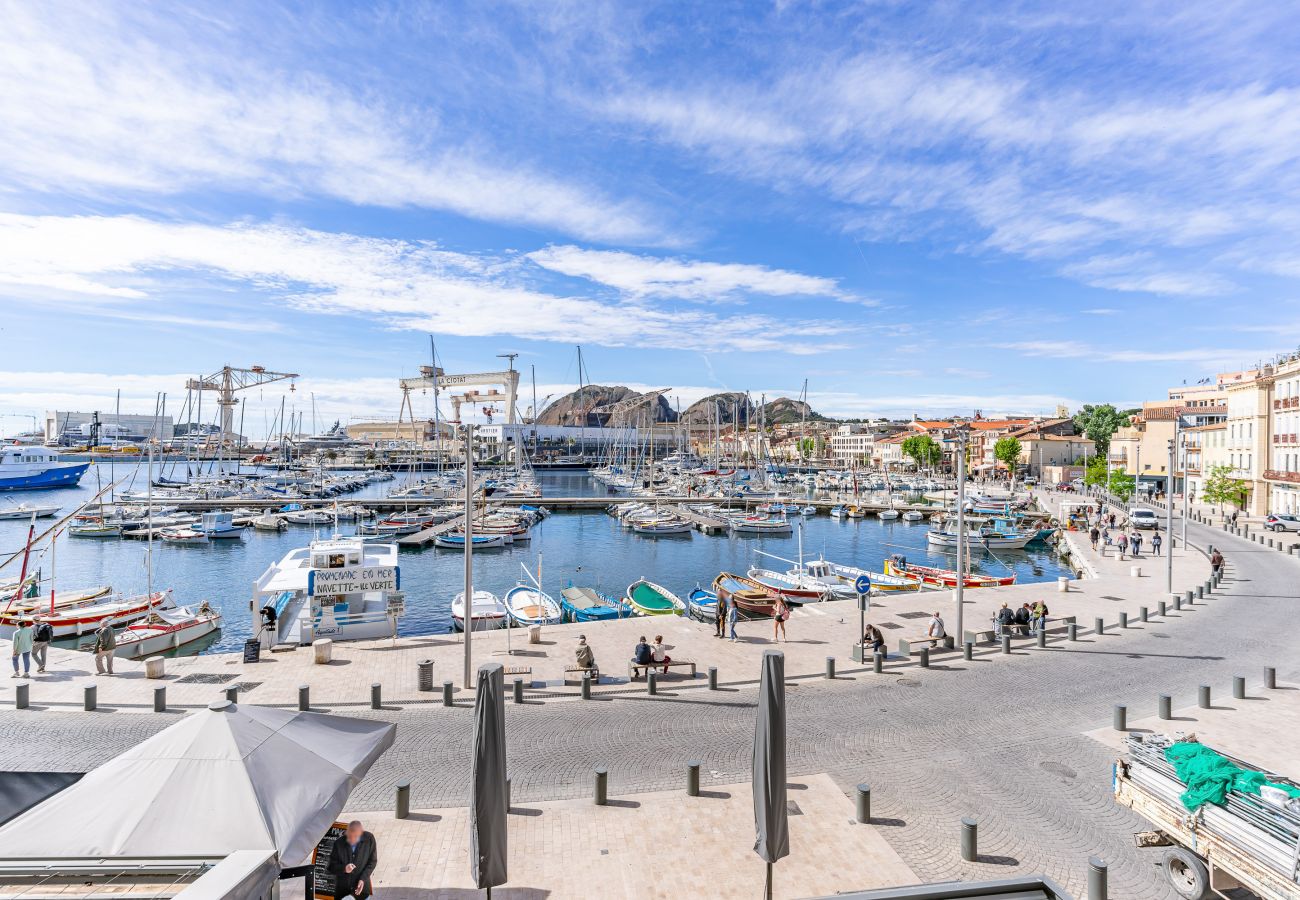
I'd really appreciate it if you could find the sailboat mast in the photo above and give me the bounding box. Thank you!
[430,336,442,474]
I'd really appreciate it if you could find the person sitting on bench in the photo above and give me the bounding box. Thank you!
[574,634,598,677]
[994,603,1014,639]
[633,636,653,669]
[861,623,885,657]
[926,612,946,648]
[651,634,673,674]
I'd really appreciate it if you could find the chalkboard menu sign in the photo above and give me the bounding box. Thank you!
[242,638,261,664]
[312,820,348,900]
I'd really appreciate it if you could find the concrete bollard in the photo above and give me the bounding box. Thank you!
[513,678,524,704]
[960,817,978,862]
[918,647,930,668]
[1001,635,1011,654]
[1095,617,1105,636]
[1068,623,1078,641]
[1130,565,1141,578]
[873,652,884,674]
[442,680,454,707]
[417,658,434,691]
[371,683,382,710]
[708,666,718,690]
[825,657,836,679]
[1199,684,1211,708]
[154,685,167,713]
[395,779,410,819]
[312,638,333,665]
[581,672,592,700]
[1036,629,1046,648]
[1174,593,1182,611]
[1184,590,1193,606]
[1119,612,1128,629]
[14,683,28,710]
[84,684,96,712]
[1113,704,1127,731]
[647,672,658,695]
[1158,600,1167,617]
[298,684,310,711]
[224,686,238,704]
[687,761,700,797]
[1089,856,1108,900]
[1233,676,1245,700]
[1196,585,1204,599]
[1159,694,1171,720]
[1266,667,1276,690]
[1057,576,1069,593]
[144,656,166,679]
[856,784,871,823]
[1140,606,1149,623]
[594,768,608,805]
[963,640,973,661]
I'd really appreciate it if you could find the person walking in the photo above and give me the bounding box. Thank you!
[1151,531,1163,556]
[1116,531,1128,560]
[1231,509,1239,527]
[1211,549,1225,576]
[93,620,116,675]
[31,615,53,674]
[10,619,33,679]
[772,596,789,643]
[327,820,377,899]
[1130,530,1143,557]
[727,598,739,642]
[714,595,727,638]
[1031,600,1049,634]
[1089,525,1099,551]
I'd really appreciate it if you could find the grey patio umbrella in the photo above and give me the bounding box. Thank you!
[752,649,790,900]
[470,661,508,896]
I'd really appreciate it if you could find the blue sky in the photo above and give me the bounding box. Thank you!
[2,1,1299,435]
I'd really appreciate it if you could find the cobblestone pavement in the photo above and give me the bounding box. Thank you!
[0,517,1291,898]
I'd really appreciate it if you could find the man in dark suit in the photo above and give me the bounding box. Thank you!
[328,820,377,898]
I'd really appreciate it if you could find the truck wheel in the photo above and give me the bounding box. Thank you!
[1163,847,1210,899]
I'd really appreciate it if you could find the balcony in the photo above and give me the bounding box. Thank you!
[1264,469,1300,484]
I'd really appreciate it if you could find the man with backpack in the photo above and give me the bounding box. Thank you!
[633,636,653,671]
[31,616,53,674]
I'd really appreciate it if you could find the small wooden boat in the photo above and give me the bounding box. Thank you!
[282,509,333,525]
[729,516,793,535]
[160,527,208,545]
[69,518,122,538]
[434,533,509,550]
[884,557,1015,589]
[1,590,172,639]
[625,579,685,616]
[686,587,718,622]
[451,590,508,631]
[560,586,626,622]
[632,518,692,536]
[502,585,562,626]
[926,527,1034,550]
[712,572,780,618]
[847,506,867,519]
[5,585,113,615]
[110,602,222,658]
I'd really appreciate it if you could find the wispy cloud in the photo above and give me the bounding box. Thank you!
[997,340,1273,369]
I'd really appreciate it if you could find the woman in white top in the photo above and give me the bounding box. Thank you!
[651,635,672,674]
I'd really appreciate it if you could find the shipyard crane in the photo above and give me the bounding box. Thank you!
[186,365,298,440]
[399,365,520,424]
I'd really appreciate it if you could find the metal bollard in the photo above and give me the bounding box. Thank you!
[1196,585,1204,599]
[963,640,973,661]
[873,652,883,674]
[154,685,167,713]
[1068,623,1078,641]
[1174,593,1182,611]
[1158,600,1167,617]
[1140,606,1149,622]
[1119,612,1128,629]
[221,686,236,704]
[1088,856,1108,900]
[1113,704,1127,731]
[708,666,718,690]
[1036,629,1046,648]
[825,657,836,679]
[581,672,592,699]
[84,684,96,711]
[395,779,410,819]
[648,671,659,695]
[856,784,871,823]
[417,658,434,691]
[1095,617,1105,636]
[960,817,978,862]
[14,683,28,710]
[513,677,524,704]
[687,761,700,797]
[1205,579,1213,594]
[918,647,929,668]
[1001,635,1011,654]
[442,680,454,707]
[1184,590,1193,606]
[1159,694,1171,720]
[1265,667,1276,689]
[298,684,310,711]
[594,767,608,805]
[1233,676,1245,700]
[1199,684,1211,708]
[371,683,382,709]
[506,776,511,811]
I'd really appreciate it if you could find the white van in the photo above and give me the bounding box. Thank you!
[1130,508,1159,529]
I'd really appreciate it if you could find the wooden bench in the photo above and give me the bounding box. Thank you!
[564,665,600,685]
[628,659,697,680]
[503,665,532,677]
[897,634,955,656]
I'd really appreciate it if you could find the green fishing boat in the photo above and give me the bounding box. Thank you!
[625,578,685,616]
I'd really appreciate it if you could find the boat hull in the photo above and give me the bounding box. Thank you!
[712,573,779,618]
[0,462,90,491]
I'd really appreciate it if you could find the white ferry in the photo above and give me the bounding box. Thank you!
[252,536,402,645]
[0,446,90,491]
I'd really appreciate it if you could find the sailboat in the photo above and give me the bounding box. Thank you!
[502,558,562,626]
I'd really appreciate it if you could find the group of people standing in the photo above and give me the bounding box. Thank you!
[993,601,1050,637]
[9,617,117,678]
[1088,520,1162,560]
[710,593,791,643]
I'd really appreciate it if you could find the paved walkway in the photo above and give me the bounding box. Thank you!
[0,500,1292,898]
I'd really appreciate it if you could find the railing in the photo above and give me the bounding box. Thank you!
[1264,469,1300,484]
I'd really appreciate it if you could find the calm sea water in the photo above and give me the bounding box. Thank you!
[0,468,1070,654]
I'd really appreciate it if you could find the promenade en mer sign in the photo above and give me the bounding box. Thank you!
[308,566,400,597]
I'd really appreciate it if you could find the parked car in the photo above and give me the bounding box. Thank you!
[1130,508,1160,529]
[1055,482,1075,492]
[1265,513,1300,532]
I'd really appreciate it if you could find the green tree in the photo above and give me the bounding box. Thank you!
[1083,456,1135,500]
[1202,463,1250,513]
[993,436,1022,487]
[798,436,816,459]
[901,434,943,471]
[1107,470,1136,502]
[1073,404,1133,458]
[1083,456,1109,489]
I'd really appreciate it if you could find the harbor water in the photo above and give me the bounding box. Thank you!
[0,469,1072,654]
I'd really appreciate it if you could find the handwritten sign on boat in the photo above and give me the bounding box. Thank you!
[308,565,400,597]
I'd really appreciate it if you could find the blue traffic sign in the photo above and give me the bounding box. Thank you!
[854,574,872,594]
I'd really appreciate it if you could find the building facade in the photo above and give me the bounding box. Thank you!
[45,410,175,444]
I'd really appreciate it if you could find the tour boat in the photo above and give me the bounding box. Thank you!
[109,602,222,658]
[686,587,719,622]
[68,518,122,538]
[199,511,245,540]
[434,533,509,550]
[0,502,60,520]
[1,590,173,639]
[884,556,1016,589]
[252,537,401,644]
[746,566,829,601]
[624,578,686,616]
[451,590,508,631]
[712,572,780,618]
[502,585,562,626]
[0,446,89,491]
[560,586,626,622]
[251,512,287,532]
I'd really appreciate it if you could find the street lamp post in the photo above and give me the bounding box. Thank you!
[1166,436,1176,594]
[953,426,969,643]
[463,423,475,689]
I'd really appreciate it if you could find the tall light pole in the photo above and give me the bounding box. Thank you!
[953,424,969,643]
[1166,435,1176,594]
[463,423,476,690]
[1180,431,1189,547]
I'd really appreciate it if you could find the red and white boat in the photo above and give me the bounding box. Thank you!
[745,567,829,601]
[884,557,1016,589]
[160,527,208,545]
[111,602,223,658]
[4,590,175,639]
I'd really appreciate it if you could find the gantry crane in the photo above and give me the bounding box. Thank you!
[186,365,298,440]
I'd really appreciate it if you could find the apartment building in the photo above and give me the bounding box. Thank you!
[1264,355,1300,515]
[1181,422,1227,502]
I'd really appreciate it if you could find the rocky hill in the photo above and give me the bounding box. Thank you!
[681,392,826,426]
[536,385,678,426]
[762,396,826,425]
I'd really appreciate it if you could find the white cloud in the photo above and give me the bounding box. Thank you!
[997,340,1272,369]
[0,213,855,356]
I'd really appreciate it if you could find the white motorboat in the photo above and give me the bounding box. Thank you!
[632,518,693,536]
[110,602,223,658]
[502,585,562,626]
[251,512,287,532]
[902,510,926,522]
[451,590,508,631]
[160,527,208,545]
[0,502,60,520]
[199,511,245,540]
[878,509,900,520]
[283,509,333,525]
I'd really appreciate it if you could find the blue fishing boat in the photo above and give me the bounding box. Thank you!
[686,587,718,622]
[560,586,626,622]
[0,447,89,491]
